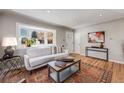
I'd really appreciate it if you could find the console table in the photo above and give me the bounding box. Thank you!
[85,47,109,61]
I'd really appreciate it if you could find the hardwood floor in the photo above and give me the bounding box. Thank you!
[70,53,124,83]
[1,53,124,83]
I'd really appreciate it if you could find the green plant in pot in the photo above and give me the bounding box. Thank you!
[25,38,36,47]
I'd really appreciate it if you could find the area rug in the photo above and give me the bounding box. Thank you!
[0,62,112,83]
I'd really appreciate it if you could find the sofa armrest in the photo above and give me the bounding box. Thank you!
[24,55,31,71]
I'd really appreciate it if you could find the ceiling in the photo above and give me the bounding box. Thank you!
[0,9,5,13]
[11,9,124,29]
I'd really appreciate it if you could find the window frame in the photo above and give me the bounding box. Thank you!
[16,23,56,49]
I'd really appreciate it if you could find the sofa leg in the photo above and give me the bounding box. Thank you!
[29,71,32,75]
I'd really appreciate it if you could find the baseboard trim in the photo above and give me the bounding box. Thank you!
[80,53,124,64]
[109,59,124,64]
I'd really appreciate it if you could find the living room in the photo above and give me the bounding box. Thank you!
[0,9,124,83]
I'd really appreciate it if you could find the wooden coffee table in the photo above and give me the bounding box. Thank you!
[47,59,81,83]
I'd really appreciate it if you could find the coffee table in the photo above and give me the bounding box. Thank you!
[47,59,81,83]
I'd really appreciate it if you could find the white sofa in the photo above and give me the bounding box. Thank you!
[24,46,68,74]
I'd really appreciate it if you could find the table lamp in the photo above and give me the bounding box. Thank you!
[2,37,17,58]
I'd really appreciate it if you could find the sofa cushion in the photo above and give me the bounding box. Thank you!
[29,55,54,67]
[52,53,68,59]
[29,52,68,67]
[27,47,52,58]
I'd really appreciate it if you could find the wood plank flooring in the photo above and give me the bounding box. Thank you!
[1,53,124,83]
[70,53,124,83]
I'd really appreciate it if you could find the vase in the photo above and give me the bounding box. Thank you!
[100,42,104,48]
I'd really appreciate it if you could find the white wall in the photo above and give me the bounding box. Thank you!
[0,11,74,57]
[74,19,124,64]
[0,14,4,57]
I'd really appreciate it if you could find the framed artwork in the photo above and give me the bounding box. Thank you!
[47,32,53,44]
[20,28,28,37]
[17,24,56,48]
[36,31,44,44]
[88,31,105,43]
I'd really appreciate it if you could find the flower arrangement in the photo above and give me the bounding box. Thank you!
[25,38,36,47]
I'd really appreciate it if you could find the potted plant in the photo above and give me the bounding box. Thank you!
[25,38,36,47]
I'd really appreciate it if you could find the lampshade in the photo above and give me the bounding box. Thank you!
[2,37,17,46]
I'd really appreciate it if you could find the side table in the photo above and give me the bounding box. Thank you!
[0,55,23,80]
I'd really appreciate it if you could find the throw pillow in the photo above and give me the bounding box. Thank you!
[54,46,57,54]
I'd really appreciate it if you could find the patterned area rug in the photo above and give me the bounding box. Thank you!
[0,62,112,83]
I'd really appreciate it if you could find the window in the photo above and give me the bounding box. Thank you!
[16,23,56,48]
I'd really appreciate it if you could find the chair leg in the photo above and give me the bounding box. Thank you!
[29,71,32,75]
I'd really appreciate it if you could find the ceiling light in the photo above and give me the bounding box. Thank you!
[99,14,103,16]
[47,10,51,13]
